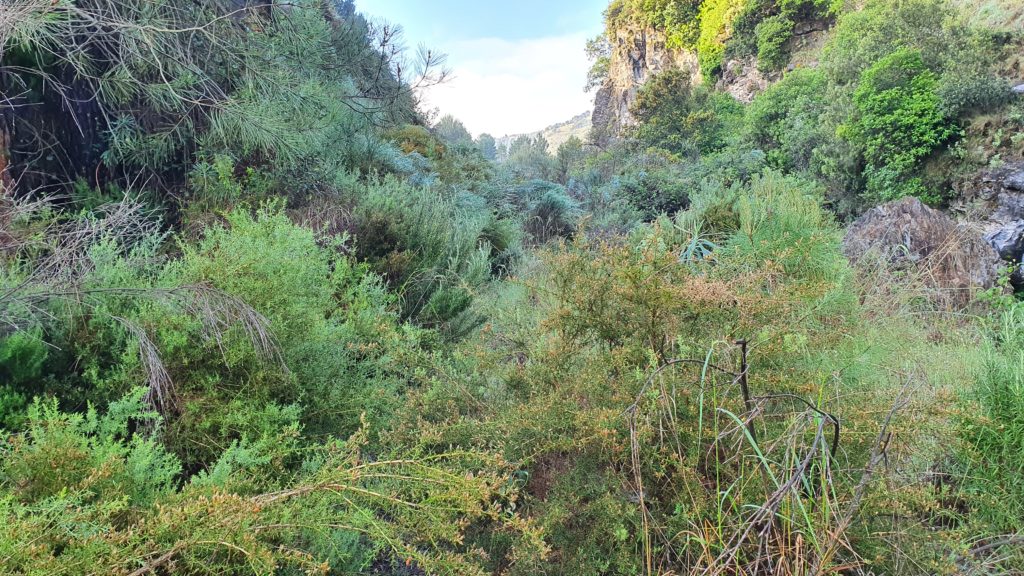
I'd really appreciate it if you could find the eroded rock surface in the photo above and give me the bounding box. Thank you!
[591,24,700,144]
[843,197,1002,305]
[959,163,1024,263]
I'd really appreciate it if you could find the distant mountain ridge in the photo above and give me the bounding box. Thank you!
[497,111,591,153]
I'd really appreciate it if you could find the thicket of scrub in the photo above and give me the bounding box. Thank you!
[1,0,1024,575]
[590,0,1021,215]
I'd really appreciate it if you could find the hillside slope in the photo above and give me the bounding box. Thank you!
[498,111,591,152]
[590,0,1023,143]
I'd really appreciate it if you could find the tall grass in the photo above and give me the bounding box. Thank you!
[960,304,1024,534]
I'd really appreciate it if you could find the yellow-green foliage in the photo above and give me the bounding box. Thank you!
[603,0,750,78]
[385,173,976,574]
[697,0,749,79]
[0,391,543,575]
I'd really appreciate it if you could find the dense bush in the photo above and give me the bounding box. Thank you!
[3,0,1024,574]
[695,0,749,80]
[613,157,693,218]
[508,181,581,244]
[754,15,795,71]
[630,68,744,156]
[821,0,987,85]
[842,49,959,203]
[0,389,540,575]
[348,177,506,336]
[607,0,842,81]
[745,68,831,170]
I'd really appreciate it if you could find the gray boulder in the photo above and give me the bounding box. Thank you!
[972,165,1024,267]
[1005,168,1024,192]
[985,221,1024,262]
[1013,83,1024,95]
[844,197,1002,305]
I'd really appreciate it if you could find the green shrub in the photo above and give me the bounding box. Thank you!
[504,135,556,180]
[527,189,580,244]
[156,204,420,462]
[675,179,745,238]
[390,174,905,575]
[0,330,48,389]
[696,0,749,81]
[726,0,773,58]
[2,390,180,505]
[725,171,849,285]
[754,15,794,71]
[938,73,1014,117]
[745,68,832,170]
[842,49,959,204]
[604,0,703,50]
[510,181,581,244]
[0,330,49,429]
[186,155,274,216]
[822,0,971,85]
[0,390,542,575]
[630,68,744,156]
[349,177,512,336]
[615,160,692,219]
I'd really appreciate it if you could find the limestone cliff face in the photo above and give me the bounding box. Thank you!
[591,24,699,145]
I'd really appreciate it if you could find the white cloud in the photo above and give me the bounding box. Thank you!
[420,33,594,138]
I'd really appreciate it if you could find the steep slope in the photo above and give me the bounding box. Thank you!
[591,22,701,143]
[589,0,837,142]
[952,0,1024,30]
[498,111,592,152]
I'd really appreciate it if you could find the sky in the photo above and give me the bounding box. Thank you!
[358,0,607,137]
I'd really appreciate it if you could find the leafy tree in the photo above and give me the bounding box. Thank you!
[555,136,588,184]
[630,69,743,156]
[477,133,499,160]
[841,49,959,203]
[505,135,556,180]
[586,34,613,91]
[433,114,475,146]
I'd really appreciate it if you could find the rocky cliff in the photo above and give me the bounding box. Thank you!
[590,9,831,144]
[953,162,1024,283]
[591,23,700,145]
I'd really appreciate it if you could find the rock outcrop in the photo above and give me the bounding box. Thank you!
[956,162,1024,265]
[843,197,1002,305]
[715,58,770,104]
[591,24,699,144]
[590,16,831,142]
